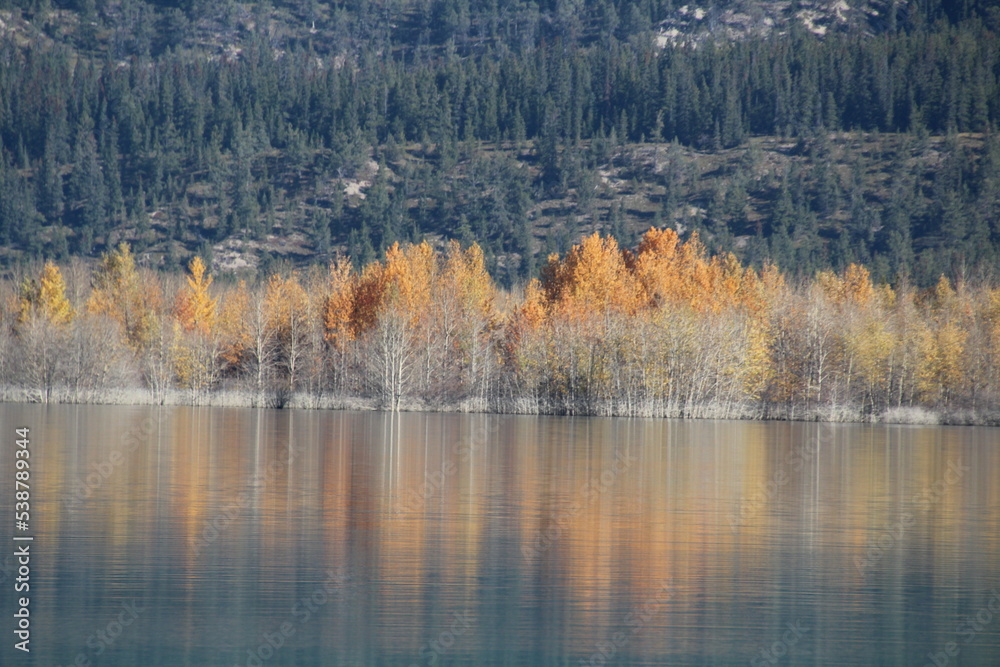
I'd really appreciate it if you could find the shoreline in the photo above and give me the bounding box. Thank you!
[2,386,998,427]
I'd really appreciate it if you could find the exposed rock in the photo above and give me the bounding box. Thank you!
[655,1,904,47]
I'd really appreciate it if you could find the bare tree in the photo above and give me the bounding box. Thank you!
[365,309,414,410]
[245,296,278,399]
[64,314,136,401]
[141,321,175,403]
[15,314,68,403]
[278,292,312,393]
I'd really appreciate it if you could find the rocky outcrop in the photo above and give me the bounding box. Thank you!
[655,1,904,47]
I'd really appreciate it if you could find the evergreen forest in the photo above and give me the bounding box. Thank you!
[0,0,998,285]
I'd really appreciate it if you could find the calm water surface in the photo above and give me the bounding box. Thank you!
[1,404,998,666]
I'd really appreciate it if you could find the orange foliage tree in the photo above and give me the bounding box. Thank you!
[322,259,356,351]
[540,233,643,317]
[217,280,251,375]
[2,221,996,418]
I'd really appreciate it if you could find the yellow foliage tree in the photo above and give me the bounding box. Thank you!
[629,227,769,315]
[504,277,548,369]
[351,241,437,335]
[427,241,498,398]
[440,241,494,320]
[86,243,161,349]
[264,273,313,389]
[217,280,251,372]
[169,319,214,390]
[916,320,967,405]
[816,263,875,307]
[384,241,435,319]
[174,256,217,335]
[265,274,311,336]
[18,261,74,326]
[930,274,956,310]
[845,318,896,410]
[988,288,1000,365]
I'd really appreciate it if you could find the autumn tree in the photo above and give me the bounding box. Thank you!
[816,263,876,307]
[321,259,356,394]
[216,280,251,378]
[347,242,437,408]
[525,234,642,411]
[87,243,161,350]
[322,259,356,351]
[540,233,642,317]
[978,288,1000,406]
[13,262,76,402]
[17,261,74,326]
[914,277,969,406]
[422,242,497,403]
[264,273,313,393]
[166,256,222,394]
[174,256,217,335]
[2,217,998,419]
[245,288,279,396]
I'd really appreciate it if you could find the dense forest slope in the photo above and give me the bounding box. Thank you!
[0,0,999,286]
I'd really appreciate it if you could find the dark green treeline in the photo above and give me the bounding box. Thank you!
[1,0,999,285]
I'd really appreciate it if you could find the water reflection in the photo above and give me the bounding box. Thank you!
[0,405,998,666]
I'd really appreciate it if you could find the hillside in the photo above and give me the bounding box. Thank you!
[0,0,998,286]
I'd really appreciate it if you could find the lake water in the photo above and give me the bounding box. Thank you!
[1,404,998,666]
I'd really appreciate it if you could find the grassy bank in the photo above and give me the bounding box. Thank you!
[3,385,998,426]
